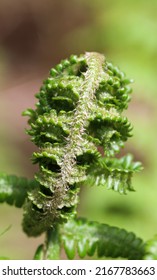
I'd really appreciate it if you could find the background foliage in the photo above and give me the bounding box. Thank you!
[0,0,157,259]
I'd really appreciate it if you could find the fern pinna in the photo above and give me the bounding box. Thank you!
[1,52,156,259]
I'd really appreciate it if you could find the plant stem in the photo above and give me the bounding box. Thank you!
[44,226,60,260]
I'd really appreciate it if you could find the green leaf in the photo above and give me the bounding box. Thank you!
[0,174,38,207]
[60,218,145,260]
[62,237,75,260]
[143,235,157,260]
[77,238,88,258]
[87,154,143,194]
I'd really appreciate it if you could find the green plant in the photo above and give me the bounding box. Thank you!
[0,52,157,259]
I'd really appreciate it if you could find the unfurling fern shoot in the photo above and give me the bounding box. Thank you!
[22,52,139,236]
[3,51,155,260]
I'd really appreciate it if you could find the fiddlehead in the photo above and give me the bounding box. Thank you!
[22,52,141,237]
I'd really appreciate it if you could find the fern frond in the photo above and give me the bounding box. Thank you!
[87,154,143,194]
[0,173,37,207]
[143,235,157,260]
[60,218,145,260]
[22,52,141,236]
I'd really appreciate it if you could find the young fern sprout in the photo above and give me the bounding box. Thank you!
[0,52,157,259]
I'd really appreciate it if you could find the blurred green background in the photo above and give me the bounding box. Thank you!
[0,0,157,259]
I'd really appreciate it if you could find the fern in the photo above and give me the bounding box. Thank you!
[87,154,142,194]
[0,51,156,259]
[60,218,145,260]
[143,235,157,260]
[22,52,140,237]
[0,173,37,207]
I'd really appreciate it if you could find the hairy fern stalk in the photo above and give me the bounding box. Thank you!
[2,52,157,259]
[22,51,141,237]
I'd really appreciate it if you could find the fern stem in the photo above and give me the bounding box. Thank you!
[59,52,105,190]
[44,226,60,260]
